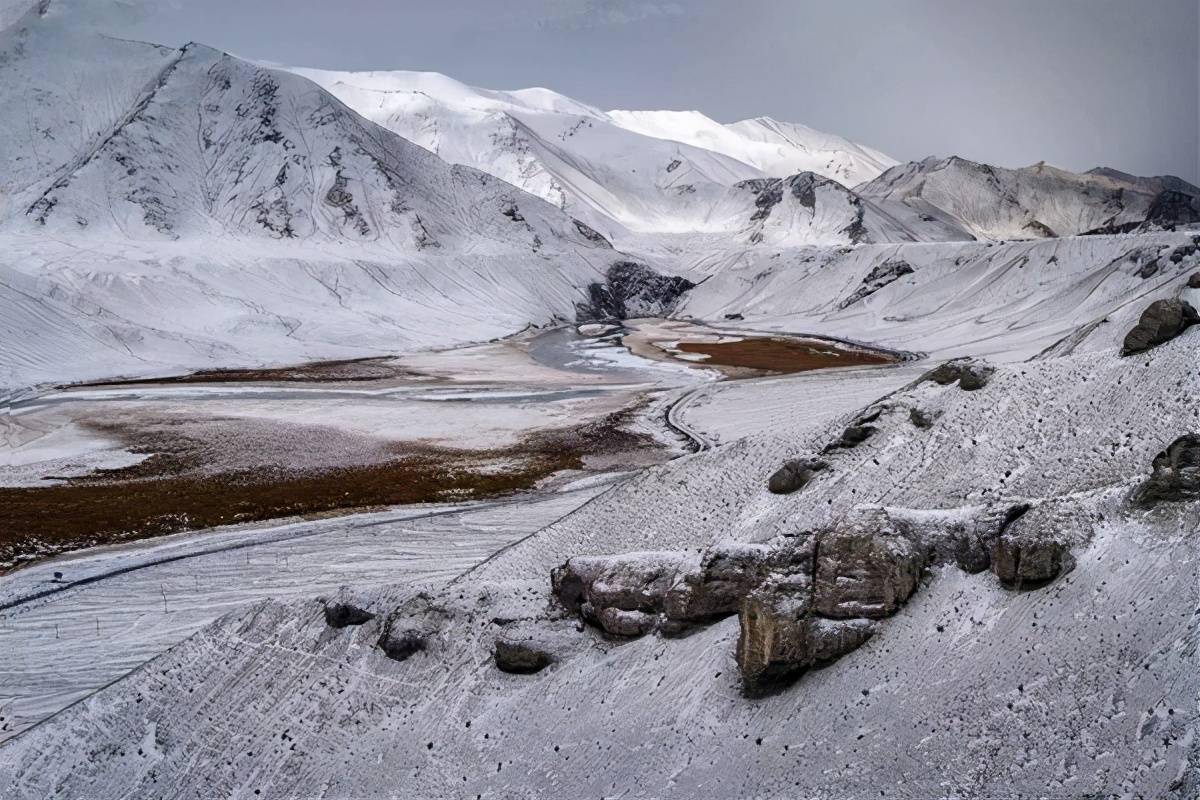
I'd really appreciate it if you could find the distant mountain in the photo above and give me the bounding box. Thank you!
[857,156,1200,240]
[287,67,899,240]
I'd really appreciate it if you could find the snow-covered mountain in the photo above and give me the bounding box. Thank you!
[0,4,624,393]
[858,156,1200,240]
[287,67,899,239]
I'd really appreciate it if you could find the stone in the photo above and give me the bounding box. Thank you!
[1120,298,1200,356]
[1188,271,1200,289]
[823,425,877,453]
[494,639,554,674]
[990,538,1070,588]
[588,606,657,637]
[909,408,938,429]
[813,516,923,619]
[767,458,829,494]
[922,359,994,391]
[323,602,374,629]
[1134,434,1200,505]
[736,574,815,696]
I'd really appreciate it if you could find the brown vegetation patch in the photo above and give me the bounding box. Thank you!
[65,357,418,388]
[0,412,657,572]
[675,337,896,373]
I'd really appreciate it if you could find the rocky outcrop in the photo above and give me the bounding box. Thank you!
[813,514,923,619]
[661,543,776,631]
[553,544,775,637]
[1146,189,1200,227]
[839,260,915,309]
[576,261,695,323]
[922,359,995,391]
[767,457,829,495]
[1120,299,1199,356]
[1189,272,1200,289]
[909,407,938,429]
[551,552,686,637]
[1133,434,1200,505]
[987,504,1075,588]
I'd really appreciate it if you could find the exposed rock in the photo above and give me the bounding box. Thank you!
[823,424,877,453]
[1120,298,1199,356]
[1188,271,1200,289]
[377,627,427,662]
[323,601,374,629]
[575,261,695,323]
[552,552,686,636]
[736,573,876,697]
[813,515,924,619]
[662,542,775,627]
[589,607,657,637]
[1146,189,1200,227]
[909,407,938,429]
[1134,434,1200,505]
[989,505,1074,588]
[922,359,995,391]
[767,457,829,495]
[839,260,916,309]
[1169,244,1198,264]
[572,219,611,247]
[724,313,744,321]
[494,639,554,674]
[375,594,442,661]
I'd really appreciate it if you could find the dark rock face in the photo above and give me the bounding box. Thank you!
[572,219,612,247]
[990,538,1069,588]
[813,517,923,619]
[494,639,554,674]
[922,359,995,391]
[576,261,695,323]
[323,602,374,628]
[1120,299,1200,356]
[839,260,916,309]
[1134,434,1200,505]
[767,458,829,495]
[1189,272,1200,289]
[1147,190,1200,227]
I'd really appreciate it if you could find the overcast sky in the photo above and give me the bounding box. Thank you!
[116,0,1199,182]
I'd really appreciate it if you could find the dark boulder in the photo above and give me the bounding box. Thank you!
[377,627,427,662]
[1189,272,1200,289]
[1120,299,1199,356]
[991,538,1071,589]
[323,602,375,629]
[767,457,829,494]
[922,359,994,391]
[823,425,877,453]
[494,639,554,674]
[909,407,938,429]
[1134,434,1200,505]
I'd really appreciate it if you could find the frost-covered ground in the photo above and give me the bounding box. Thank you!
[2,2,1200,797]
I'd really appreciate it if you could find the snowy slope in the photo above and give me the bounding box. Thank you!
[610,110,897,186]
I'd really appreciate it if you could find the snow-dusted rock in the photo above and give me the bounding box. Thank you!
[766,457,829,495]
[1120,298,1200,356]
[1133,434,1200,505]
